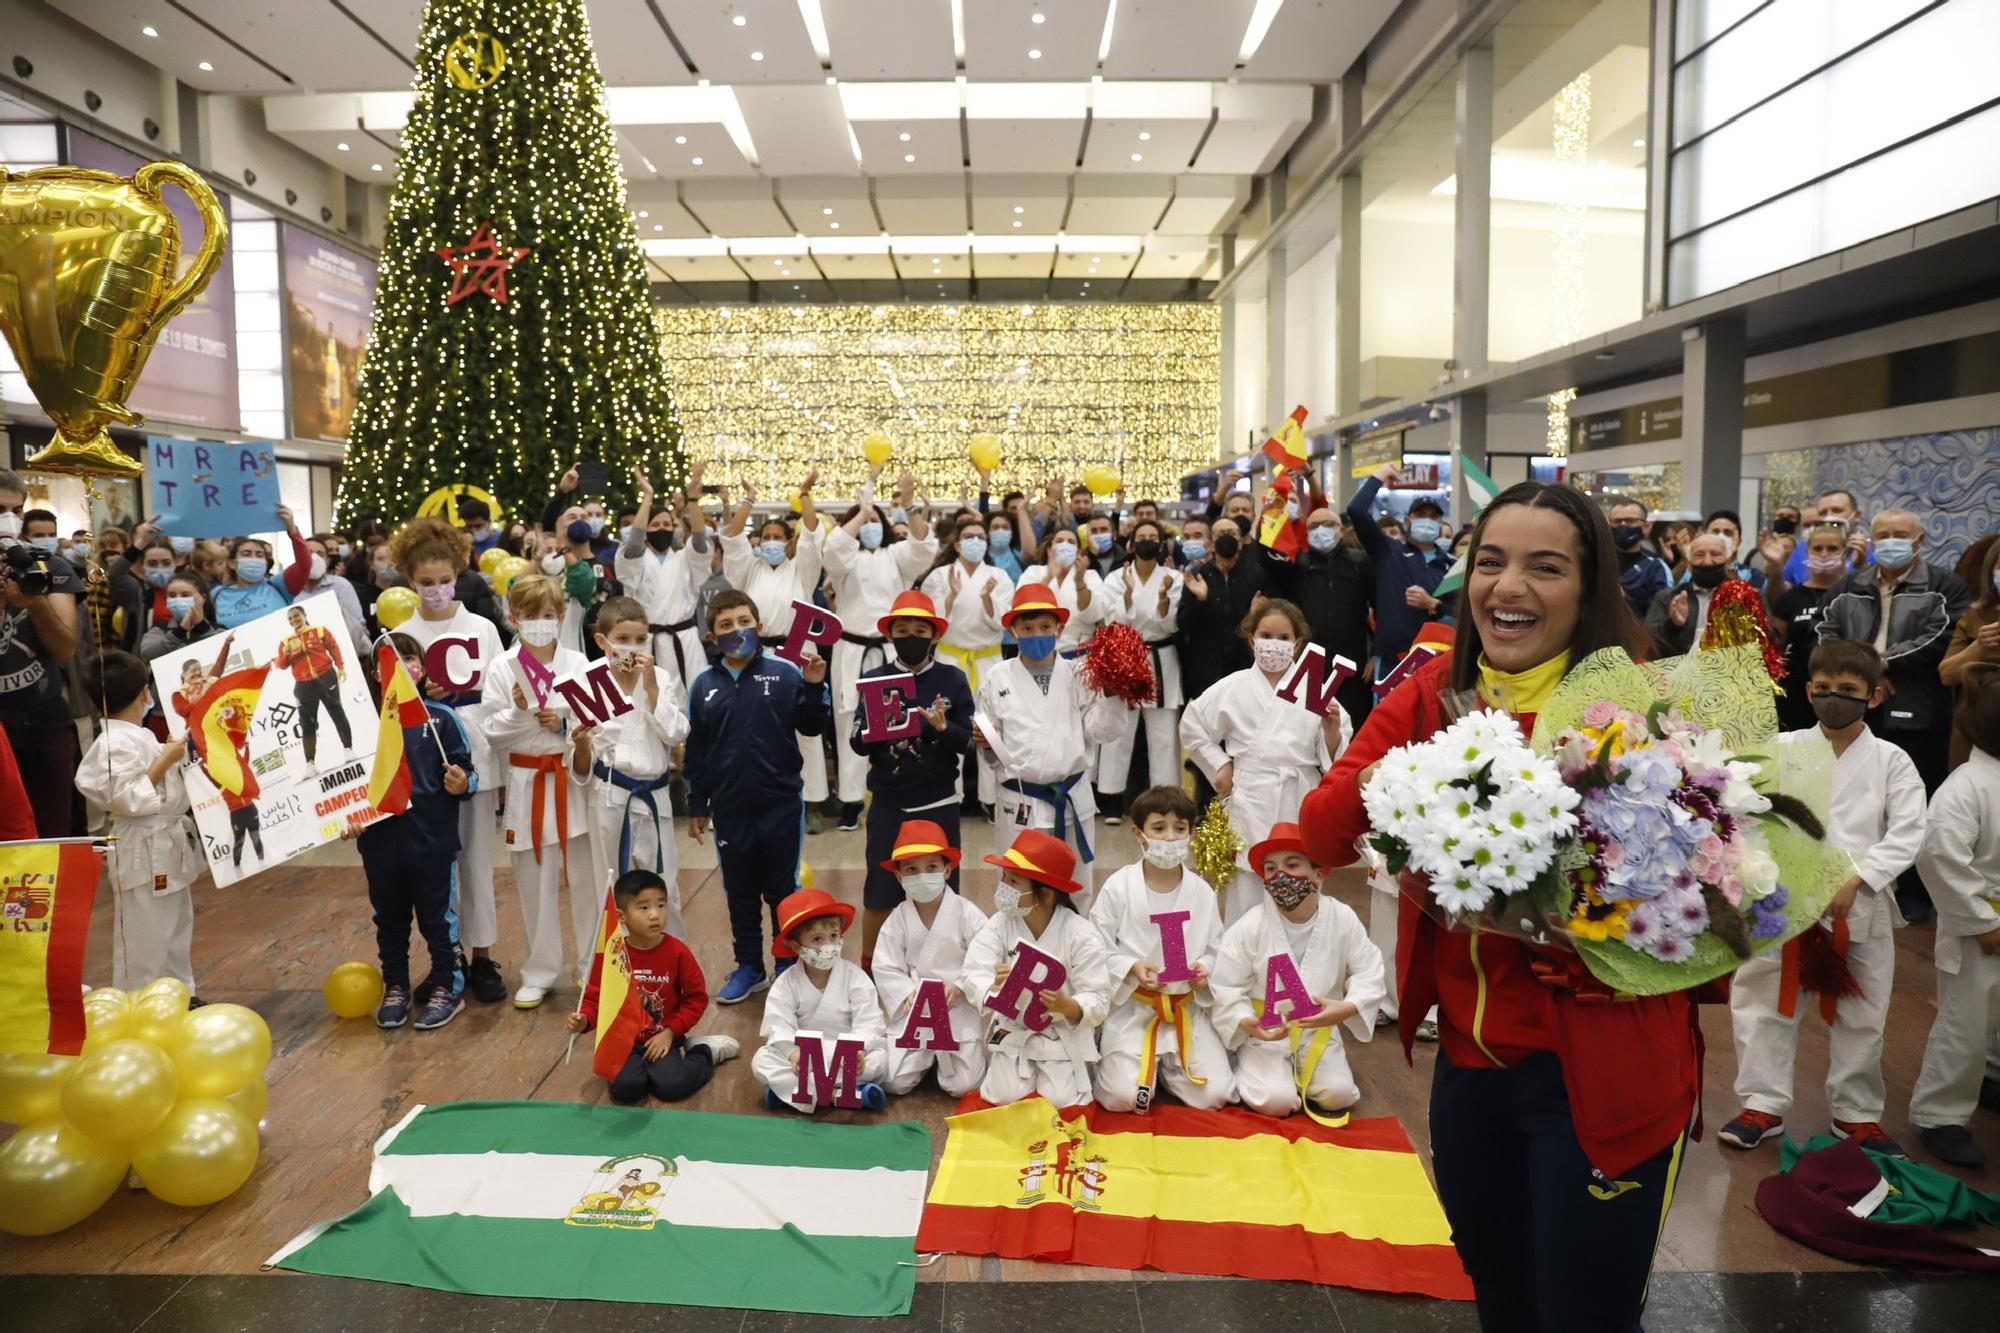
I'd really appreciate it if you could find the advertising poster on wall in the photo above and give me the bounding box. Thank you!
[149,593,382,888]
[281,225,377,443]
[64,127,241,433]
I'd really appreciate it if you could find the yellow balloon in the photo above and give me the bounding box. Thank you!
[59,1039,178,1144]
[376,584,420,630]
[0,1053,76,1126]
[80,997,135,1056]
[226,1078,268,1126]
[172,1004,272,1100]
[798,860,814,890]
[135,977,192,1008]
[132,1098,260,1208]
[0,1122,129,1236]
[492,556,531,596]
[862,433,893,467]
[477,545,511,576]
[323,960,386,1020]
[1083,464,1122,496]
[968,433,1002,473]
[84,986,133,1013]
[130,992,189,1050]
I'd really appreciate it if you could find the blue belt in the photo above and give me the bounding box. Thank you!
[1000,774,1094,863]
[592,762,674,874]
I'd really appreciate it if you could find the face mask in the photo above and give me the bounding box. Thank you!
[1132,538,1160,561]
[1612,525,1645,550]
[169,535,194,556]
[606,643,642,669]
[620,525,639,546]
[1180,538,1207,563]
[308,553,328,582]
[1810,691,1869,730]
[567,519,594,545]
[646,528,675,553]
[165,595,196,620]
[887,507,908,527]
[1771,516,1798,536]
[418,582,456,612]
[517,617,560,646]
[859,522,884,550]
[1017,632,1058,660]
[1806,552,1846,577]
[30,536,58,555]
[539,553,566,576]
[1213,532,1240,559]
[1089,532,1112,554]
[1408,518,1441,545]
[990,529,1013,552]
[959,537,987,563]
[336,543,351,559]
[467,525,489,540]
[757,539,787,566]
[717,627,760,659]
[1050,543,1077,569]
[992,884,1027,918]
[0,513,19,539]
[901,871,948,903]
[1141,836,1189,869]
[235,556,268,583]
[892,635,932,667]
[799,942,841,971]
[1873,537,1916,571]
[1689,563,1727,589]
[586,516,606,537]
[374,559,394,578]
[1252,637,1295,673]
[1266,870,1317,910]
[1307,526,1338,554]
[144,567,173,588]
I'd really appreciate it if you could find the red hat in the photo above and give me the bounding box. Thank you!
[1248,822,1316,877]
[879,818,962,874]
[1002,583,1070,630]
[982,828,1083,895]
[772,887,855,957]
[877,588,949,640]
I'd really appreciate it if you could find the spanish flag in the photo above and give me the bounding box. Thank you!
[188,667,267,800]
[1260,403,1311,468]
[1257,470,1305,558]
[584,886,646,1079]
[367,642,429,815]
[918,1095,1471,1299]
[0,840,102,1056]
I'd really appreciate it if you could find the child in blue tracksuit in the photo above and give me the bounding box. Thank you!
[684,590,830,1004]
[359,632,477,1032]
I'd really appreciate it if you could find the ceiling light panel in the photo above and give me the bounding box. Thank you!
[731,85,856,174]
[890,248,973,280]
[962,0,1102,80]
[649,253,754,283]
[1155,174,1251,232]
[581,1,697,84]
[971,249,1055,279]
[874,177,972,232]
[1100,0,1258,79]
[851,119,962,173]
[820,0,956,79]
[968,173,1067,232]
[1053,246,1137,278]
[619,123,756,176]
[1066,174,1175,232]
[680,178,793,234]
[177,0,414,90]
[51,1,288,92]
[812,250,899,280]
[964,85,1089,171]
[627,184,711,237]
[777,175,876,235]
[1191,83,1313,172]
[1238,0,1398,82]
[667,0,821,82]
[1082,118,1206,172]
[1131,239,1215,278]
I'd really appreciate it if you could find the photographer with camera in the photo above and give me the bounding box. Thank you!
[0,470,83,836]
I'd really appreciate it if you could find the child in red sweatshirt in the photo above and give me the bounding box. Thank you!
[568,869,739,1104]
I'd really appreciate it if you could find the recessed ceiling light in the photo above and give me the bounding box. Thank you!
[829,222,840,229]
[1597,158,1608,167]
[1633,137,1647,148]
[1032,12,1046,23]
[1138,131,1151,141]
[675,135,687,145]
[903,153,915,162]
[198,60,214,71]
[142,25,158,37]
[825,75,837,85]
[782,269,792,276]
[1012,220,1021,228]
[1130,153,1142,162]
[773,259,783,267]
[1092,256,1101,262]
[1028,48,1042,59]
[637,210,649,218]
[653,224,663,231]
[691,156,703,166]
[898,131,911,142]
[732,13,747,25]
[336,141,350,151]
[750,50,764,61]
[698,78,710,87]
[370,162,383,171]
[821,207,834,215]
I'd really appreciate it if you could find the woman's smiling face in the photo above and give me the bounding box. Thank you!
[1467,504,1584,673]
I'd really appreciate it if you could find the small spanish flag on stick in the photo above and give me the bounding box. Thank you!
[1261,403,1310,469]
[583,885,646,1079]
[367,640,430,816]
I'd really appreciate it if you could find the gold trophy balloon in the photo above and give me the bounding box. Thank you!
[0,159,227,478]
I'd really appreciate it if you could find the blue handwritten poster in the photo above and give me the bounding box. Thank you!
[149,437,280,538]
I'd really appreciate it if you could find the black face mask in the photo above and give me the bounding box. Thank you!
[645,529,674,552]
[892,636,932,667]
[1133,538,1161,561]
[1771,516,1798,536]
[1612,525,1645,550]
[1213,532,1241,558]
[1810,692,1869,730]
[1690,564,1728,589]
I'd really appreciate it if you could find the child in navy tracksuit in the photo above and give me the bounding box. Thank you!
[684,590,830,1004]
[359,633,477,1032]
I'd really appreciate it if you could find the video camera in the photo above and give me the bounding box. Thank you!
[0,540,54,597]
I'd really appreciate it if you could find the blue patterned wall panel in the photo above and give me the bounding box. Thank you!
[1811,427,1999,566]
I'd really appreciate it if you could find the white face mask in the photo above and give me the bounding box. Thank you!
[1252,637,1296,673]
[901,871,948,903]
[992,884,1027,917]
[308,553,328,582]
[607,644,642,669]
[1141,836,1190,869]
[799,942,841,971]
[0,512,20,539]
[539,553,566,576]
[517,618,559,646]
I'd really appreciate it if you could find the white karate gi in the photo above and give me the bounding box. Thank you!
[879,890,991,1096]
[482,646,594,991]
[76,719,202,989]
[398,607,506,953]
[923,558,1013,808]
[1210,894,1385,1118]
[581,664,690,942]
[1095,563,1184,796]
[615,534,710,703]
[723,525,829,802]
[752,957,890,1113]
[1909,748,2000,1129]
[1180,666,1349,922]
[975,656,1129,907]
[1015,563,1105,654]
[1087,863,1233,1111]
[960,905,1112,1107]
[1365,846,1401,1020]
[823,525,939,804]
[1732,727,1926,1122]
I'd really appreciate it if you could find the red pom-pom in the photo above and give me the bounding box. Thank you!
[1080,621,1158,707]
[1701,577,1787,682]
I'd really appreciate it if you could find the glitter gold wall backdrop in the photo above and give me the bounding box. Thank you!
[654,303,1221,501]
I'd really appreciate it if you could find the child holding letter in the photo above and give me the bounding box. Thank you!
[877,818,990,1097]
[752,888,890,1113]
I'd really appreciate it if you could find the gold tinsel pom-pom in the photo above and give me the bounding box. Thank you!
[1192,796,1242,897]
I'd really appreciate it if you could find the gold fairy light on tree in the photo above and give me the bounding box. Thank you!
[1545,71,1591,458]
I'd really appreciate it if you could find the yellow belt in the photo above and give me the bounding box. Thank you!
[1251,997,1349,1129]
[936,639,1002,691]
[1134,986,1207,1092]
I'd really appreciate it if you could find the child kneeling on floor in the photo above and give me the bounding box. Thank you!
[877,818,990,1097]
[1210,823,1385,1120]
[754,887,890,1112]
[568,869,738,1104]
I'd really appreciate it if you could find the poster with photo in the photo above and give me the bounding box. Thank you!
[282,225,378,443]
[149,593,384,888]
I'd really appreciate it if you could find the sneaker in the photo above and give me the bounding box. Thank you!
[763,1087,788,1112]
[1917,1124,1986,1169]
[859,1081,888,1112]
[717,965,770,1004]
[512,985,549,1010]
[467,956,507,1004]
[1832,1119,1907,1158]
[187,995,208,1010]
[1719,1108,1785,1149]
[1413,1017,1439,1043]
[376,984,412,1029]
[806,810,824,836]
[838,803,863,832]
[414,990,466,1031]
[687,1033,740,1064]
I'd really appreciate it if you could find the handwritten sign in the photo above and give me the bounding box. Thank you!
[149,437,279,539]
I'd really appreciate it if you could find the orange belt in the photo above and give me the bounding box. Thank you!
[1777,915,1847,1024]
[1134,986,1206,1090]
[510,752,572,883]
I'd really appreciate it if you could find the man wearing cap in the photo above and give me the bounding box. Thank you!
[876,819,990,1097]
[851,590,974,966]
[973,584,1132,907]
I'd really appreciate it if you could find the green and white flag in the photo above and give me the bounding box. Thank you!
[270,1101,932,1316]
[1435,454,1503,597]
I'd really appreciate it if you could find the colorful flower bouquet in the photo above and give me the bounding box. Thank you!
[1363,643,1853,994]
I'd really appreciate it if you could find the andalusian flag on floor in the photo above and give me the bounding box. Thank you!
[918,1096,1471,1300]
[271,1101,931,1315]
[0,840,100,1055]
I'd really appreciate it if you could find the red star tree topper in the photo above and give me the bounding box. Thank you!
[437,219,530,305]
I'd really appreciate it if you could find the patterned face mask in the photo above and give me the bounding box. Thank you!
[1265,871,1317,910]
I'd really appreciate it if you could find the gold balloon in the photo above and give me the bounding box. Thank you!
[0,1053,76,1126]
[0,1122,129,1236]
[84,987,133,1013]
[130,991,190,1050]
[80,997,136,1056]
[0,161,227,478]
[323,960,386,1020]
[968,433,1002,473]
[59,1038,178,1144]
[798,860,814,890]
[226,1078,268,1125]
[477,545,510,576]
[132,1098,259,1208]
[862,433,893,467]
[172,1004,272,1100]
[135,977,192,1007]
[375,584,420,629]
[1083,464,1122,496]
[491,556,531,595]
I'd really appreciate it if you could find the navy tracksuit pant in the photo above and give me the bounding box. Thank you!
[366,850,460,996]
[713,799,804,970]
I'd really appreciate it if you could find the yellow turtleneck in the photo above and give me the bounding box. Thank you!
[1476,649,1572,716]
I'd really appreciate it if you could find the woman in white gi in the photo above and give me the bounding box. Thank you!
[614,464,713,704]
[876,819,990,1097]
[1096,519,1183,818]
[923,514,1013,810]
[1180,597,1350,923]
[754,888,890,1113]
[1015,527,1104,655]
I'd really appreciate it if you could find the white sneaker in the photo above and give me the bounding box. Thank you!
[512,985,549,1010]
[689,1033,740,1064]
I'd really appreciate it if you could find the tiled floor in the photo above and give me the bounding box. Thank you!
[4,809,1999,1328]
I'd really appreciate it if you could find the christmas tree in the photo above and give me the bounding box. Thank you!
[337,0,681,525]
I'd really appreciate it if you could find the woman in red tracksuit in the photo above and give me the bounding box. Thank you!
[1301,481,1703,1331]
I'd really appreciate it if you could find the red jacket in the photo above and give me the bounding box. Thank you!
[580,934,708,1045]
[276,624,343,680]
[0,726,34,840]
[1300,651,1701,1177]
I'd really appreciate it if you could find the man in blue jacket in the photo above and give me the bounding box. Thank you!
[684,589,830,1003]
[1346,463,1449,680]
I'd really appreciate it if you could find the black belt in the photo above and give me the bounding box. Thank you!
[840,631,885,648]
[649,617,696,635]
[1144,634,1176,701]
[649,619,697,679]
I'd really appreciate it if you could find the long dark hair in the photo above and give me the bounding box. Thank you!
[1448,482,1650,695]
